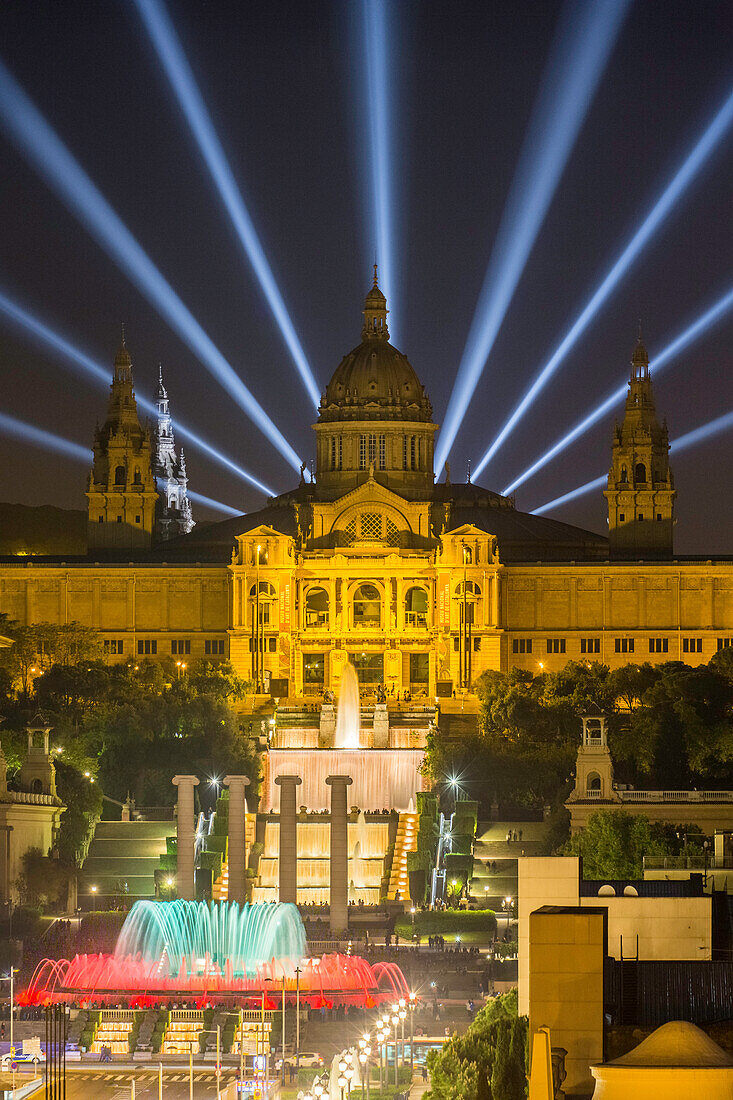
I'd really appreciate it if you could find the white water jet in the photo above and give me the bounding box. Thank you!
[334,661,361,748]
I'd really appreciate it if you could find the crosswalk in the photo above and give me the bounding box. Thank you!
[70,1072,230,1083]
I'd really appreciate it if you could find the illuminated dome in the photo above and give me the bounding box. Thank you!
[319,268,433,424]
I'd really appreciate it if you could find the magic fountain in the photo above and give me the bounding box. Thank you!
[23,899,409,1008]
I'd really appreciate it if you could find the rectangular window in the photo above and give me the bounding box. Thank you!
[171,640,191,655]
[546,639,566,654]
[638,513,644,521]
[268,637,277,653]
[337,436,342,470]
[656,513,662,521]
[410,435,417,470]
[512,639,532,654]
[98,516,104,523]
[682,638,703,654]
[453,636,460,652]
[205,639,225,655]
[619,513,625,522]
[473,637,481,652]
[717,638,733,651]
[614,638,635,654]
[359,434,367,470]
[137,639,157,655]
[580,638,601,654]
[116,516,122,523]
[135,515,141,524]
[648,638,669,653]
[104,639,124,655]
[378,434,386,470]
[403,435,408,470]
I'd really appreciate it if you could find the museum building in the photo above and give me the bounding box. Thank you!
[1,274,732,696]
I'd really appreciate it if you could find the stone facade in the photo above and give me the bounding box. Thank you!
[2,284,732,694]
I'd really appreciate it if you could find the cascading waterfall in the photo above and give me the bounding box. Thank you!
[334,661,361,748]
[265,749,424,811]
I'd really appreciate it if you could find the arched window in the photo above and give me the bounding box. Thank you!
[249,580,276,626]
[305,587,329,628]
[620,464,628,482]
[587,772,602,792]
[405,587,428,628]
[114,465,126,486]
[454,580,482,626]
[133,467,142,485]
[585,720,603,743]
[635,462,647,483]
[353,583,381,627]
[31,778,43,795]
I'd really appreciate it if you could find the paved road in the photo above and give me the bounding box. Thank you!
[60,1066,239,1099]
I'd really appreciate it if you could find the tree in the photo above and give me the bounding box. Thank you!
[15,848,72,911]
[427,991,526,1099]
[563,810,705,879]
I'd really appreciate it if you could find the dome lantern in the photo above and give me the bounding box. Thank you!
[361,264,389,342]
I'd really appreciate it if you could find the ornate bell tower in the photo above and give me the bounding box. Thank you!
[604,333,675,558]
[87,336,158,550]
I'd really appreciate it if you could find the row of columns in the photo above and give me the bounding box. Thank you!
[173,772,352,933]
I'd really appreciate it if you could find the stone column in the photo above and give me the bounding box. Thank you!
[224,775,251,906]
[319,702,336,748]
[275,775,302,905]
[373,703,389,748]
[172,775,199,900]
[326,775,352,935]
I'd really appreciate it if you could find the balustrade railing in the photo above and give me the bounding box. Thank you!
[620,790,733,803]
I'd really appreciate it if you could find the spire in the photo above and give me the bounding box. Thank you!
[362,266,389,342]
[631,322,649,380]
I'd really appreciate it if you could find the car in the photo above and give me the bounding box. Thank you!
[274,1051,324,1070]
[1,1049,45,1069]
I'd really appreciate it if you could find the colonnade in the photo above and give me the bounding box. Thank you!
[173,771,354,931]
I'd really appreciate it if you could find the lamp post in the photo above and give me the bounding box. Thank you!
[0,968,18,1066]
[398,1000,406,1070]
[358,1033,372,1099]
[408,993,417,1078]
[391,1006,399,1086]
[295,965,301,1072]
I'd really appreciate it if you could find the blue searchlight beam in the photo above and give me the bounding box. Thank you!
[504,284,733,494]
[0,411,240,518]
[434,0,630,475]
[0,288,275,497]
[473,84,733,481]
[0,58,305,477]
[361,0,398,342]
[134,0,320,410]
[531,409,733,516]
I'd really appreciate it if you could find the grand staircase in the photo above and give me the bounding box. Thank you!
[80,819,174,906]
[387,811,418,901]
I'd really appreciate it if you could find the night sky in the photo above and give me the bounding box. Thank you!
[0,1,731,552]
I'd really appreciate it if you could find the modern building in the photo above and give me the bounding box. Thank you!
[2,276,733,694]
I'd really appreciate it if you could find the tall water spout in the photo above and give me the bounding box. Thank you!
[334,662,361,748]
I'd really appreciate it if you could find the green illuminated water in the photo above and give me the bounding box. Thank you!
[115,900,306,977]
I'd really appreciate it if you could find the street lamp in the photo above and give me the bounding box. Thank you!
[398,1000,407,1070]
[358,1033,372,1099]
[407,993,417,1077]
[0,968,19,1064]
[391,1006,400,1086]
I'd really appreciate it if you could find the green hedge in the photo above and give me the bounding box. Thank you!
[450,834,473,856]
[394,909,497,937]
[444,852,473,886]
[205,833,227,855]
[416,791,438,819]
